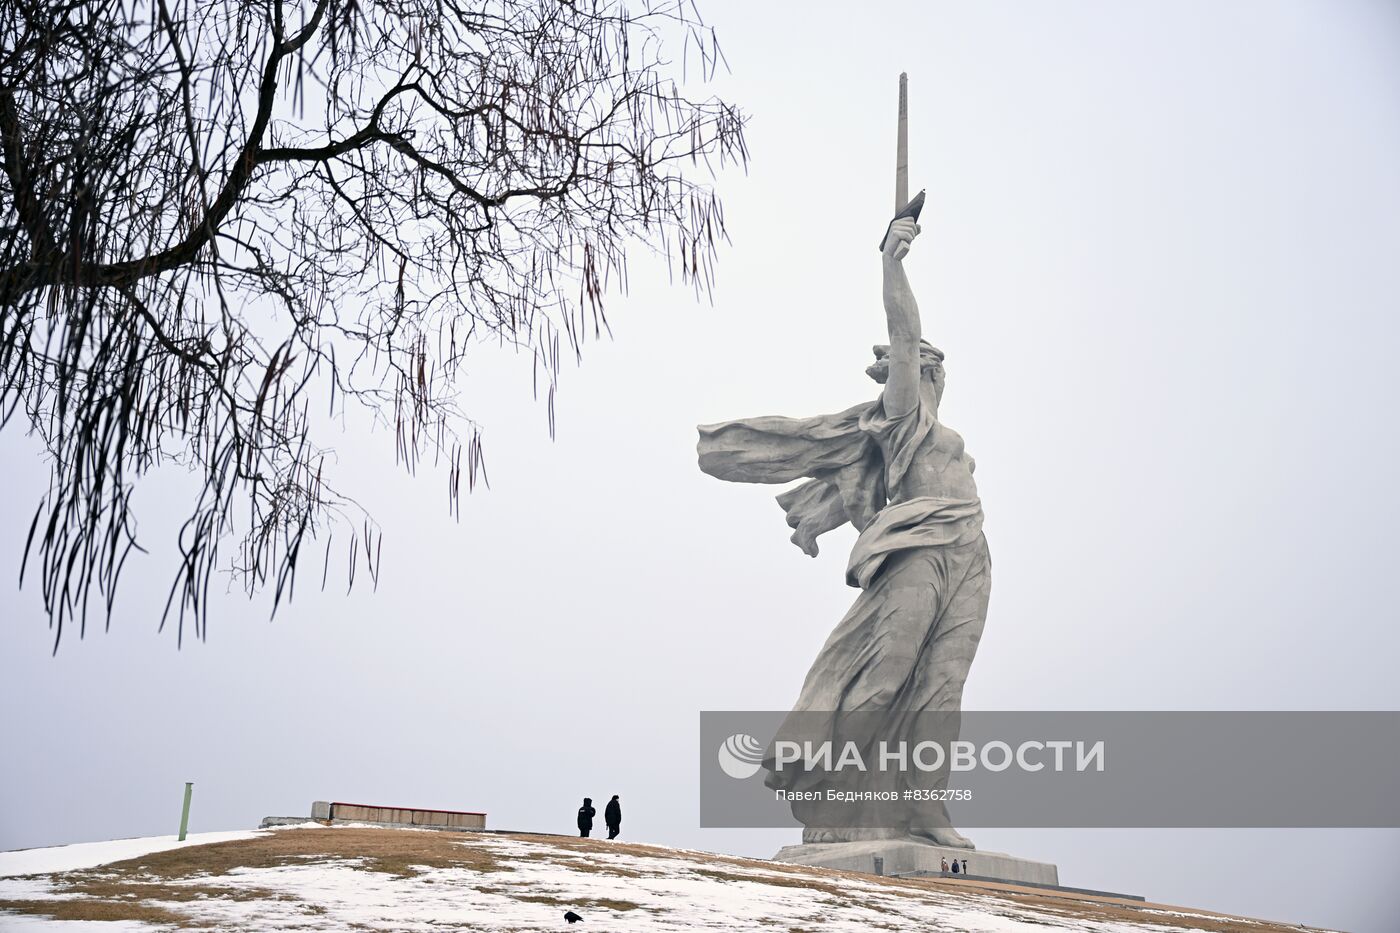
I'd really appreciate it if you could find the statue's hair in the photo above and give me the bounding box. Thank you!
[866,341,945,384]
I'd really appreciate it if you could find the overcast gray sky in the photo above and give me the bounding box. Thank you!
[3,1,1399,931]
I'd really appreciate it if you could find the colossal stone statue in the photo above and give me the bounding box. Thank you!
[697,74,986,849]
[696,209,986,849]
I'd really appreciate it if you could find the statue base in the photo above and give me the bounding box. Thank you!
[773,840,1059,887]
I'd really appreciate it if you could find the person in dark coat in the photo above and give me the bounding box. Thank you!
[950,858,960,874]
[604,795,622,840]
[577,797,596,838]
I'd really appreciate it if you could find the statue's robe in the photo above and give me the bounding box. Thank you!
[698,389,991,827]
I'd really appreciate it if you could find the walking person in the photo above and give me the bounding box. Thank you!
[604,795,622,840]
[576,797,596,838]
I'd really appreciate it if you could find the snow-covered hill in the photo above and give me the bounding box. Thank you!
[0,825,1327,931]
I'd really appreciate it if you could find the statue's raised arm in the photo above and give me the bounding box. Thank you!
[877,216,923,418]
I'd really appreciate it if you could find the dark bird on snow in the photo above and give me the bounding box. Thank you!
[564,910,583,923]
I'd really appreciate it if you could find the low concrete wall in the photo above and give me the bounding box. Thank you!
[328,802,486,831]
[774,840,1058,887]
[906,871,1144,901]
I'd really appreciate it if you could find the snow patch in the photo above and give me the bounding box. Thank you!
[0,829,1330,932]
[0,830,264,878]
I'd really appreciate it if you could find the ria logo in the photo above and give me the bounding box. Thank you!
[717,733,766,779]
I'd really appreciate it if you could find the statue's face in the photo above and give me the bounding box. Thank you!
[864,358,945,388]
[867,343,944,386]
[929,366,946,407]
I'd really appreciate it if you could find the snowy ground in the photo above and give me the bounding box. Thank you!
[0,830,266,879]
[0,826,1328,932]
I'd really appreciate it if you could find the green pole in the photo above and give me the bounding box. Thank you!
[177,782,193,842]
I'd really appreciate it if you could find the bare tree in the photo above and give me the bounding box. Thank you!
[0,0,747,649]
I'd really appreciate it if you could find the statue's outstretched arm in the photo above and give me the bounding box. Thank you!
[880,217,923,417]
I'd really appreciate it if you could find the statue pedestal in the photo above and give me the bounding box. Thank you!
[773,840,1059,887]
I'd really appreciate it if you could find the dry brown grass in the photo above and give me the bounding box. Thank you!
[1,827,509,929]
[555,837,1314,933]
[514,833,1319,932]
[0,827,1318,933]
[93,826,511,879]
[0,896,191,926]
[503,892,643,912]
[879,874,1313,933]
[689,866,852,898]
[477,833,1317,932]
